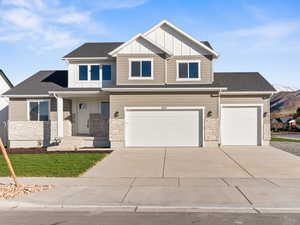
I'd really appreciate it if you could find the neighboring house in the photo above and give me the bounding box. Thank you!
[0,70,13,146]
[3,20,276,149]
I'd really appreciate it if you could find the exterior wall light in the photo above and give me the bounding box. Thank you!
[114,111,119,118]
[207,111,213,118]
[263,112,268,117]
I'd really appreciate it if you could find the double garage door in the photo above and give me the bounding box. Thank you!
[124,106,262,147]
[125,109,203,147]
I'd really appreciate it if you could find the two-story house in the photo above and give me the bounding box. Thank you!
[3,20,276,150]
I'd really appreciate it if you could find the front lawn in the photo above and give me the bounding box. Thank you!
[271,137,300,143]
[0,153,106,177]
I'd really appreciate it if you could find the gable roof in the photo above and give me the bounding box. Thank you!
[3,71,275,96]
[109,20,218,57]
[0,70,13,88]
[108,33,173,56]
[63,42,123,59]
[143,20,219,57]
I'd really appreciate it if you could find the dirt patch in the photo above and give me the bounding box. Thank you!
[5,148,113,154]
[0,183,54,200]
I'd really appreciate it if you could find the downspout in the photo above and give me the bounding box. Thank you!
[218,88,222,147]
[52,93,59,139]
[164,56,168,84]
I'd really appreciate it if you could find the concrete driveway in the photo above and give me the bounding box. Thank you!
[82,146,300,178]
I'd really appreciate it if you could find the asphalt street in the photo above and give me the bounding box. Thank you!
[1,210,300,225]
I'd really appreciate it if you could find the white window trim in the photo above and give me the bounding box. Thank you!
[27,99,50,121]
[128,58,154,80]
[77,63,113,82]
[176,60,201,81]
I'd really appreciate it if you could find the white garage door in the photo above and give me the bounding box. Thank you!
[125,109,203,147]
[221,106,261,146]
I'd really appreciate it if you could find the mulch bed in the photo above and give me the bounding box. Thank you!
[5,148,113,154]
[0,183,54,200]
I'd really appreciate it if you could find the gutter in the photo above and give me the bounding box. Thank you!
[102,87,228,92]
[220,91,276,95]
[2,94,50,98]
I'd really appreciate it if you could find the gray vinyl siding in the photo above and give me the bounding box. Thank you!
[116,54,165,85]
[9,98,72,121]
[166,55,213,84]
[110,93,218,119]
[116,54,213,85]
[9,98,27,121]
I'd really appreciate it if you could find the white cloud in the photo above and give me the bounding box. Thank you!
[1,8,41,29]
[2,0,45,9]
[0,0,149,50]
[55,11,90,24]
[230,21,300,40]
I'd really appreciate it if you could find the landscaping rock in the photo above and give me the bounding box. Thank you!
[0,183,54,200]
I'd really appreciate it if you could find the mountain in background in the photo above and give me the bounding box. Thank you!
[273,84,298,92]
[271,84,300,118]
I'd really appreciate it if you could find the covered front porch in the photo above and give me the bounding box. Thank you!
[49,90,110,150]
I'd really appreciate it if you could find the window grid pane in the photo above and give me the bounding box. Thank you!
[131,61,141,77]
[91,65,100,80]
[102,65,111,80]
[29,102,39,121]
[142,61,151,77]
[79,65,88,80]
[178,63,188,78]
[39,101,49,121]
[189,63,199,78]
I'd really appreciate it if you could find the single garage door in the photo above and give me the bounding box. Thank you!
[125,109,203,147]
[221,106,261,146]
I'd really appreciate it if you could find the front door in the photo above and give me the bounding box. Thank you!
[77,103,90,134]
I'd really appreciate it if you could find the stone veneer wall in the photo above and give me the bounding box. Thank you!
[8,121,71,148]
[109,118,124,149]
[204,118,219,147]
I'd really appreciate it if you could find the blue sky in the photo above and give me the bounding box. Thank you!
[0,0,299,88]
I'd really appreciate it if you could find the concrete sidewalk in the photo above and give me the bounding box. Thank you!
[2,177,300,213]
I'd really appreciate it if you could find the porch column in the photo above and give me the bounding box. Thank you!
[57,96,64,138]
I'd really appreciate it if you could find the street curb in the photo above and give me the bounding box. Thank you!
[2,201,300,213]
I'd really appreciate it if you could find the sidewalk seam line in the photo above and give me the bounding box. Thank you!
[121,185,132,203]
[220,178,230,186]
[162,148,167,178]
[235,186,253,205]
[264,178,280,187]
[221,149,255,178]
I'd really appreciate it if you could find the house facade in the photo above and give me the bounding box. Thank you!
[3,20,276,149]
[0,70,13,146]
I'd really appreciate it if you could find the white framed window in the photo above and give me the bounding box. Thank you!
[176,60,201,80]
[128,58,153,80]
[27,99,50,121]
[78,64,112,81]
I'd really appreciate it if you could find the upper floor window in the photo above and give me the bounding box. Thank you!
[79,65,88,80]
[177,60,201,80]
[91,65,100,80]
[129,59,153,79]
[79,64,111,81]
[102,65,111,81]
[28,100,49,121]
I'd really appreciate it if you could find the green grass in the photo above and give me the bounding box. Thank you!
[271,137,300,143]
[0,153,106,177]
